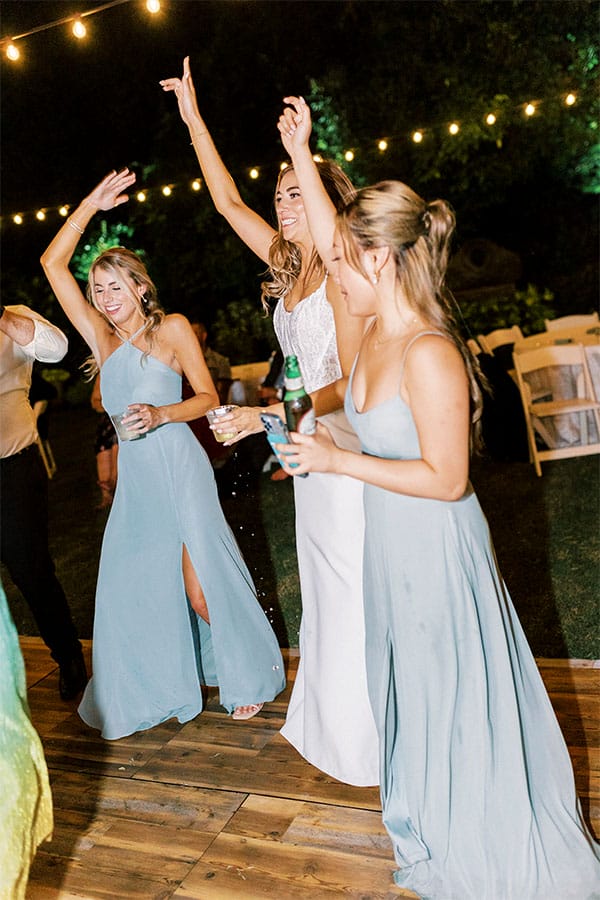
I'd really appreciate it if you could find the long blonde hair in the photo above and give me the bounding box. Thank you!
[83,247,164,378]
[338,180,485,448]
[260,160,356,312]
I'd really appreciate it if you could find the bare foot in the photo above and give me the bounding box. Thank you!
[232,703,264,720]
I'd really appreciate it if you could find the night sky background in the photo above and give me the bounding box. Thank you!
[1,0,597,364]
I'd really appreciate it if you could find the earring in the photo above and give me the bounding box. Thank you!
[371,271,379,285]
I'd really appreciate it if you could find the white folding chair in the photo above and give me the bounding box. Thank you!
[477,325,524,355]
[544,312,599,331]
[513,343,600,476]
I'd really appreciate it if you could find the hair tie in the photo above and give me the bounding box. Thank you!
[422,208,432,234]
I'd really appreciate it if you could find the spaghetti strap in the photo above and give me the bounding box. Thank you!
[398,329,446,387]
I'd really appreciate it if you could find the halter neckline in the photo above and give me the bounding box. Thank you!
[116,323,146,344]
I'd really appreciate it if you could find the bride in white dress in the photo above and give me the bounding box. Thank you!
[161,58,378,786]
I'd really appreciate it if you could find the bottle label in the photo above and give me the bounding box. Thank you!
[297,408,316,435]
[284,376,304,391]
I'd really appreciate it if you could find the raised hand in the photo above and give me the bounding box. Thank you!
[86,168,136,211]
[160,56,201,128]
[277,95,312,157]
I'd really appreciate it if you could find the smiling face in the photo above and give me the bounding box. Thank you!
[274,169,309,242]
[91,263,145,328]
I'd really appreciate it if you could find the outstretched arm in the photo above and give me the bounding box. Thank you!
[278,96,366,376]
[40,168,136,362]
[278,96,341,271]
[160,56,275,264]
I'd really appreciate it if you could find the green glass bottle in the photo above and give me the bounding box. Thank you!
[283,355,316,434]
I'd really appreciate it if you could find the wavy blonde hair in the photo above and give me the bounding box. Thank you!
[338,180,485,449]
[83,247,164,378]
[260,160,356,312]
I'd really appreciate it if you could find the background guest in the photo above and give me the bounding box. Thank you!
[0,303,87,700]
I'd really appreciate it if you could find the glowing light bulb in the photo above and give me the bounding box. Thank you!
[249,168,259,179]
[59,206,69,217]
[525,102,536,117]
[136,191,146,203]
[565,93,576,106]
[6,42,20,61]
[449,122,459,135]
[378,139,388,152]
[344,150,354,162]
[36,210,46,221]
[72,18,87,39]
[13,214,23,225]
[162,185,172,196]
[146,0,161,12]
[412,131,423,144]
[191,179,201,191]
[486,113,496,126]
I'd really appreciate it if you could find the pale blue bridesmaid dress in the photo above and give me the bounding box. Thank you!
[346,332,600,899]
[78,337,285,740]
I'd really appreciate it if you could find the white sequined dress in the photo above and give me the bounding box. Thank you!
[274,278,379,786]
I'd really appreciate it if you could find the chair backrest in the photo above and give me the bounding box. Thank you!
[512,342,594,397]
[466,338,482,357]
[544,312,599,331]
[477,325,524,354]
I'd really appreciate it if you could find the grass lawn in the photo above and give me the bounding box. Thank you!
[2,405,598,659]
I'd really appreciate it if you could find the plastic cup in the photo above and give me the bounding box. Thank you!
[111,410,142,441]
[206,404,238,443]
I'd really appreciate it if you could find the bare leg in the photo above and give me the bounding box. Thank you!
[182,544,210,623]
[182,546,262,719]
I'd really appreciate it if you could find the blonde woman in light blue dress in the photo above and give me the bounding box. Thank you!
[40,169,285,740]
[277,97,600,899]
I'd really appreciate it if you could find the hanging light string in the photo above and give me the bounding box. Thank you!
[1,0,161,59]
[1,88,581,228]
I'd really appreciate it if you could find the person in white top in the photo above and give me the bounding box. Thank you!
[0,303,88,700]
[161,58,379,786]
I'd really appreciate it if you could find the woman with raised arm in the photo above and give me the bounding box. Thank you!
[40,169,284,740]
[161,59,378,786]
[275,161,600,896]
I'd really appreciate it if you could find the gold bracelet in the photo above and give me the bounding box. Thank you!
[67,217,84,235]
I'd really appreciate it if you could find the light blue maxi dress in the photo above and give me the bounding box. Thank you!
[345,333,600,899]
[78,338,285,740]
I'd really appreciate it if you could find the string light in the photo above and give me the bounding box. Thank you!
[0,88,582,227]
[1,0,146,62]
[72,18,87,39]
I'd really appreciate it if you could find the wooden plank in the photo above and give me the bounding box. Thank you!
[173,831,414,899]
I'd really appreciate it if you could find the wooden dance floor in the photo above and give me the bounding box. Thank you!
[22,639,599,899]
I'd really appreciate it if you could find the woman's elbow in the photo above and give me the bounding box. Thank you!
[442,473,469,502]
